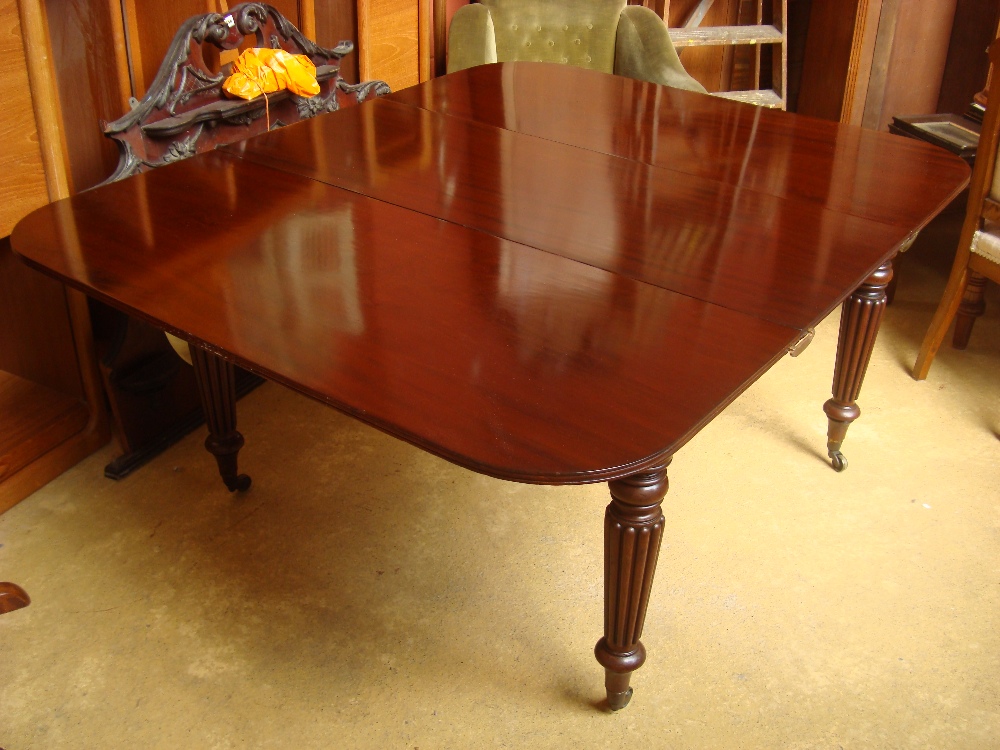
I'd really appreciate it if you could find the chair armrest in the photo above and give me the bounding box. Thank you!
[614,6,706,93]
[447,4,498,73]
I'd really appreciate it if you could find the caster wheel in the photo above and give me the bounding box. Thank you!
[227,474,252,492]
[830,451,847,472]
[607,687,633,711]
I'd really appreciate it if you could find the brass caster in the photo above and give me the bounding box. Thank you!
[226,474,252,492]
[607,687,633,711]
[829,451,847,472]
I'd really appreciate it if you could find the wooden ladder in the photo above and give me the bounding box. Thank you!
[664,0,787,109]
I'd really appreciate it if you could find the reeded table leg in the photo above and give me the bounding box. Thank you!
[594,460,669,710]
[823,259,893,472]
[189,344,251,492]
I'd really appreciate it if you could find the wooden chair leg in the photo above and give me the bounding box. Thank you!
[952,269,987,349]
[913,263,970,381]
[189,344,251,492]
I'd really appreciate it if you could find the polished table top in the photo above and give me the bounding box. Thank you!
[11,63,969,485]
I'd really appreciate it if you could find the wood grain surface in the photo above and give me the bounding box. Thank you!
[12,151,798,483]
[45,0,134,192]
[383,63,969,231]
[10,63,969,484]
[0,0,110,515]
[357,0,420,91]
[314,0,358,83]
[121,0,211,99]
[0,239,82,395]
[0,0,51,237]
[227,82,965,329]
[0,371,90,484]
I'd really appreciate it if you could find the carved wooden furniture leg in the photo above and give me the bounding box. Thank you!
[884,272,899,305]
[823,259,893,472]
[0,582,30,614]
[913,260,970,380]
[884,230,917,307]
[189,344,251,492]
[952,269,987,349]
[595,460,669,710]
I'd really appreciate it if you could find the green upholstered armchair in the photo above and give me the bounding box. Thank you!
[447,0,706,94]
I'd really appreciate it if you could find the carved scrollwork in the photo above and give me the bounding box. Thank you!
[106,13,232,137]
[169,66,226,114]
[338,79,393,104]
[101,3,388,186]
[161,127,203,163]
[228,3,354,60]
[222,108,266,127]
[106,4,350,138]
[102,144,145,184]
[294,91,339,119]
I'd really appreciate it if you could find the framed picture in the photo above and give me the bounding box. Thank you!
[889,114,981,163]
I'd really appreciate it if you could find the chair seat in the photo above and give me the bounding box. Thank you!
[971,225,1000,264]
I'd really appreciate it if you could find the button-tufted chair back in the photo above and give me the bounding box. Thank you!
[481,0,625,72]
[447,0,705,93]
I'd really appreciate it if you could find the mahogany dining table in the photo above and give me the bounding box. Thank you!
[10,62,969,710]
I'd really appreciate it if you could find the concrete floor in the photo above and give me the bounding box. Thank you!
[1,221,998,748]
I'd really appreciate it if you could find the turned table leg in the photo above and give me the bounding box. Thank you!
[594,460,669,710]
[823,259,893,472]
[189,344,251,492]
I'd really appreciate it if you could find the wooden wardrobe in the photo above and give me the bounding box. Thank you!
[0,0,109,512]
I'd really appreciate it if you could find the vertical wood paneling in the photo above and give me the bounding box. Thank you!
[264,0,302,30]
[937,0,999,114]
[315,0,358,82]
[0,241,81,395]
[869,0,956,131]
[859,0,900,129]
[797,0,863,121]
[18,0,109,418]
[798,0,888,125]
[418,0,431,80]
[0,0,50,236]
[1,0,110,512]
[358,0,419,90]
[840,0,883,126]
[799,0,958,128]
[44,0,128,192]
[299,0,315,37]
[122,0,212,97]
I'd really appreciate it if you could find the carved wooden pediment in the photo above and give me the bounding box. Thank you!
[102,2,390,184]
